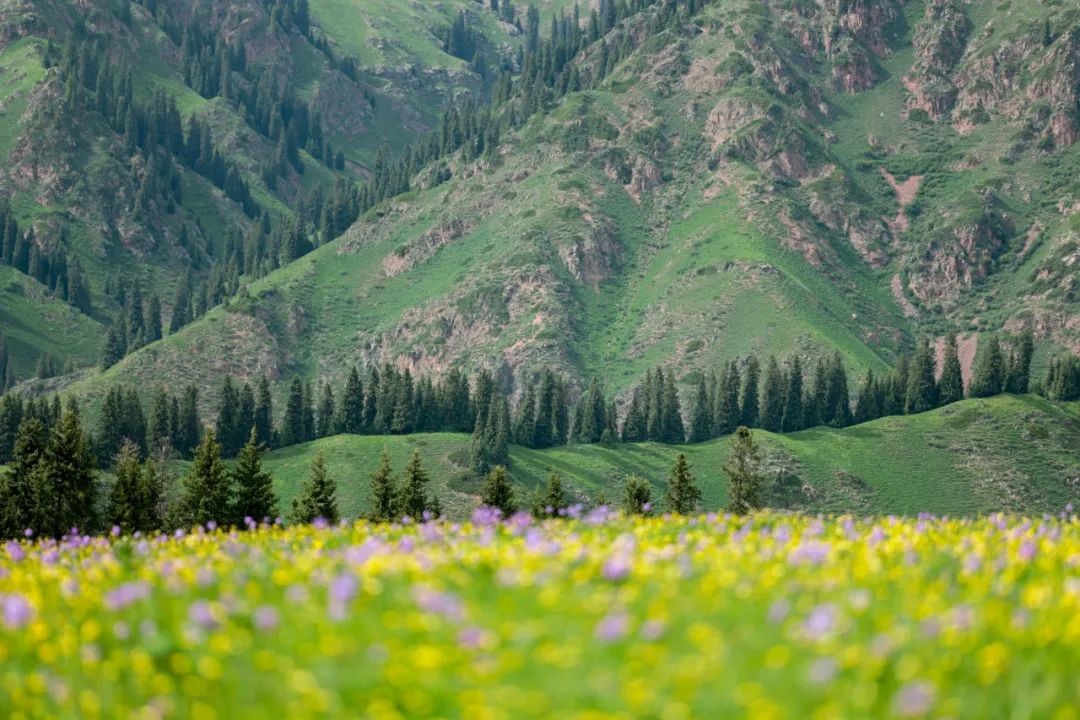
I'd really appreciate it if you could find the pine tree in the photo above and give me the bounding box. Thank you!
[514,381,537,446]
[660,370,684,443]
[180,428,232,527]
[905,339,939,414]
[689,376,712,443]
[1006,329,1035,394]
[108,440,147,533]
[760,357,784,433]
[176,386,201,459]
[664,453,700,514]
[290,453,338,525]
[146,294,163,343]
[853,369,881,424]
[341,365,364,434]
[740,356,760,428]
[480,465,516,516]
[148,387,172,457]
[616,475,648,514]
[0,418,46,538]
[368,448,397,522]
[724,426,764,515]
[398,449,433,519]
[970,335,1005,398]
[823,354,852,427]
[39,408,99,537]
[281,376,305,447]
[938,335,964,405]
[780,356,804,433]
[215,376,242,457]
[232,428,278,524]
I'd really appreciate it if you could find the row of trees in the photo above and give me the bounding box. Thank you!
[0,208,92,314]
[0,383,769,540]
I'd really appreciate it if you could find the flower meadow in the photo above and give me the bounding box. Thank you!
[1,511,1079,719]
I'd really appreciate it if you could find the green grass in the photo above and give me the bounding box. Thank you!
[224,396,1080,520]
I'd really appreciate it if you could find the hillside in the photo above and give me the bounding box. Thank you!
[180,395,1079,520]
[43,0,1080,423]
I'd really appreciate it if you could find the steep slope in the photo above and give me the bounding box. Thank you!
[0,0,506,373]
[75,0,1080,417]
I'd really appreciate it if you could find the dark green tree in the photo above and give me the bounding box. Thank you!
[689,376,712,443]
[905,339,939,414]
[1005,329,1035,394]
[780,356,804,433]
[341,366,364,434]
[108,441,150,533]
[39,408,99,537]
[254,375,274,447]
[969,335,1005,398]
[398,449,434,519]
[739,356,760,428]
[664,453,700,514]
[724,426,764,515]
[622,475,651,515]
[281,377,305,447]
[290,453,338,525]
[368,449,397,522]
[232,428,278,524]
[0,418,46,538]
[180,428,232,527]
[480,465,517,517]
[938,335,964,405]
[760,357,784,433]
[532,471,569,518]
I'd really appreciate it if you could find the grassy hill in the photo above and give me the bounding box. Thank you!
[196,396,1079,520]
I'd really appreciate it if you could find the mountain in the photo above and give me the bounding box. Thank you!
[0,0,1078,435]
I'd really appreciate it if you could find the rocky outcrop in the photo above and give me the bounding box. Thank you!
[559,222,621,287]
[905,0,969,119]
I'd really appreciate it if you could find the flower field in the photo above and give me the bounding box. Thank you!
[2,511,1079,719]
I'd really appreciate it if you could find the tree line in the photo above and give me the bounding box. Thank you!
[0,389,771,541]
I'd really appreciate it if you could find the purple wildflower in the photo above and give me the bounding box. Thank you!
[457,626,487,650]
[594,612,629,642]
[328,572,358,620]
[892,681,936,717]
[808,657,837,685]
[253,606,280,631]
[2,593,34,629]
[640,619,665,641]
[788,541,831,566]
[23,528,33,538]
[188,600,218,630]
[4,541,24,563]
[110,525,121,537]
[1018,539,1037,562]
[471,506,503,527]
[414,587,465,622]
[767,599,790,624]
[802,603,838,640]
[104,581,151,611]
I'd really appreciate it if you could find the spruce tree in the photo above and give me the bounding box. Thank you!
[316,382,336,438]
[739,355,760,428]
[148,387,172,457]
[760,357,784,433]
[282,377,305,447]
[0,418,46,538]
[39,408,98,537]
[1006,329,1035,394]
[514,381,537,447]
[232,428,278,524]
[290,453,338,525]
[622,475,651,515]
[216,376,242,457]
[938,335,964,405]
[780,356,804,433]
[853,369,881,424]
[480,465,516,516]
[398,449,433,519]
[689,376,712,443]
[970,335,1005,398]
[905,339,939,414]
[180,428,232,527]
[664,453,700,514]
[824,354,852,427]
[341,365,364,434]
[368,449,397,522]
[108,441,146,533]
[146,294,163,343]
[176,386,201,459]
[724,426,764,515]
[660,370,684,443]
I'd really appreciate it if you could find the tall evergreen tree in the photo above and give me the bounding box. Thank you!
[215,376,243,456]
[760,357,784,433]
[146,293,163,343]
[175,386,201,459]
[739,356,760,428]
[689,376,712,443]
[316,382,336,438]
[533,472,568,517]
[938,335,964,405]
[0,418,46,538]
[341,366,364,434]
[398,449,433,519]
[1005,329,1035,394]
[970,335,1005,398]
[780,356,804,433]
[281,377,305,447]
[368,449,397,522]
[180,428,232,527]
[715,361,741,436]
[724,426,764,515]
[147,387,172,457]
[39,408,99,537]
[232,428,278,524]
[905,339,939,414]
[108,441,150,533]
[254,375,274,446]
[823,353,852,427]
[664,453,700,514]
[290,453,338,524]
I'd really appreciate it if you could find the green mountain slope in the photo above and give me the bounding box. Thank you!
[192,396,1078,519]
